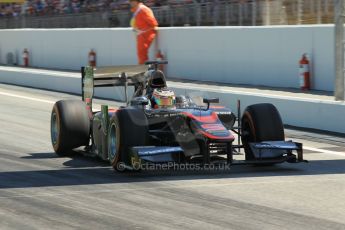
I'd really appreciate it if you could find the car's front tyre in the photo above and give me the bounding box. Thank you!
[108,115,122,170]
[241,103,285,161]
[108,109,149,171]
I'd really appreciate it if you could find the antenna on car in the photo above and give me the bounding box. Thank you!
[145,60,168,71]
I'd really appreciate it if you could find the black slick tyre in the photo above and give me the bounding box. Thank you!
[51,100,90,156]
[108,108,149,171]
[241,103,285,161]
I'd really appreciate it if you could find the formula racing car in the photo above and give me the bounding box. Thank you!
[50,61,305,171]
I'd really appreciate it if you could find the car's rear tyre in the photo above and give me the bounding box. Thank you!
[108,108,149,171]
[51,100,90,156]
[241,103,284,161]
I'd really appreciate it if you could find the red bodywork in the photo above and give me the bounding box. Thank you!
[182,110,235,141]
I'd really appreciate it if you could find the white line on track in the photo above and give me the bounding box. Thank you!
[0,90,101,110]
[0,91,55,104]
[304,146,345,156]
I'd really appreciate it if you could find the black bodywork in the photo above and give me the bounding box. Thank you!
[80,62,305,170]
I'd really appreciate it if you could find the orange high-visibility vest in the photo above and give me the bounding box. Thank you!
[131,3,158,35]
[131,3,158,64]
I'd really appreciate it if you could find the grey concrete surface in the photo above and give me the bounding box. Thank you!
[1,84,345,230]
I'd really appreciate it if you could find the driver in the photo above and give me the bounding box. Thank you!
[151,88,176,109]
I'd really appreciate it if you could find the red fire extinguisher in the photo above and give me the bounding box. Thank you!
[299,54,311,90]
[156,49,165,72]
[23,49,29,67]
[88,49,96,68]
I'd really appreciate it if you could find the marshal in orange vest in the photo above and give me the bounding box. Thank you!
[130,1,158,64]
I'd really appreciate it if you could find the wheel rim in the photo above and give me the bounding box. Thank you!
[241,116,257,160]
[109,123,118,161]
[51,111,59,146]
[242,119,254,143]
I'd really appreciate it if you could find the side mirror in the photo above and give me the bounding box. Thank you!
[203,98,220,104]
[130,97,149,107]
[203,98,220,110]
[140,101,149,106]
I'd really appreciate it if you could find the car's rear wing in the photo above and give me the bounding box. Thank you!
[81,61,168,112]
[81,65,147,111]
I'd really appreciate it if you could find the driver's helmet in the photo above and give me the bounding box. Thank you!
[151,88,175,109]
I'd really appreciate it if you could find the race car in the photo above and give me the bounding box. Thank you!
[50,61,305,171]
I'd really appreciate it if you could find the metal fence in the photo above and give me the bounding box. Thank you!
[0,12,110,29]
[150,0,334,27]
[0,0,336,29]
